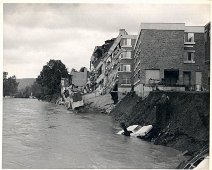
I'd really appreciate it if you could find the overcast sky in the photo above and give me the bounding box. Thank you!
[3,3,211,78]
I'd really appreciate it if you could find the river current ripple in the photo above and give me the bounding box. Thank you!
[3,98,184,169]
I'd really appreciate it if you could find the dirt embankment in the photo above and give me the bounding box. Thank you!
[110,91,209,155]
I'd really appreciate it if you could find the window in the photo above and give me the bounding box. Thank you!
[120,51,131,59]
[118,64,131,72]
[164,69,179,85]
[122,39,131,46]
[145,70,160,84]
[188,33,194,42]
[184,52,195,63]
[122,78,131,84]
[185,33,194,42]
[127,39,131,46]
[126,51,131,58]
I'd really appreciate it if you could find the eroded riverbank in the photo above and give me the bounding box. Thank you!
[110,91,209,155]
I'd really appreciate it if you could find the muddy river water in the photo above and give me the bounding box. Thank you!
[3,98,184,168]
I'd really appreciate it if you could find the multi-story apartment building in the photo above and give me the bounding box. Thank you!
[133,23,208,97]
[103,29,137,94]
[89,39,115,93]
[89,30,137,96]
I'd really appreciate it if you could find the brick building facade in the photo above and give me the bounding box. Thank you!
[133,23,207,97]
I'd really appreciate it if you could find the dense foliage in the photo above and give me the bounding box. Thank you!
[16,81,42,98]
[3,72,19,97]
[36,59,69,100]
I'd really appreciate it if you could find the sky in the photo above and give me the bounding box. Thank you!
[3,2,211,78]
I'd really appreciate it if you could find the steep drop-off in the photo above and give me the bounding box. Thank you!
[110,91,209,155]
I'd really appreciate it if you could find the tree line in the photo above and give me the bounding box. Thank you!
[3,59,69,101]
[3,72,19,97]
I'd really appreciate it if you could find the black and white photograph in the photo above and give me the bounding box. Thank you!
[2,0,210,169]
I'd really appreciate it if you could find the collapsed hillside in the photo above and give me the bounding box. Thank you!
[110,91,209,155]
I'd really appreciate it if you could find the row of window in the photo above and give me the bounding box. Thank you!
[133,69,202,85]
[133,51,196,67]
[118,52,196,82]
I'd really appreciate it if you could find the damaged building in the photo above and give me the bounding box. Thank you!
[89,29,137,100]
[61,67,88,95]
[70,67,88,92]
[103,29,137,95]
[89,38,115,94]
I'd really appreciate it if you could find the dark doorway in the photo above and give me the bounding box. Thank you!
[164,69,179,85]
[111,84,118,104]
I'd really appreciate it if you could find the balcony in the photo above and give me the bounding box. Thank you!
[184,60,195,64]
[184,41,195,45]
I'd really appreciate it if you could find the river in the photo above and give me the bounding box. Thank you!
[3,98,184,169]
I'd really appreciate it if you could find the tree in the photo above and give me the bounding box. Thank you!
[3,74,19,97]
[31,81,42,98]
[36,60,69,98]
[3,72,8,79]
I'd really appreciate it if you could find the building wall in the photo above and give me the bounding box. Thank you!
[133,25,206,96]
[205,23,210,63]
[117,36,136,91]
[202,23,210,90]
[104,32,137,93]
[136,29,185,84]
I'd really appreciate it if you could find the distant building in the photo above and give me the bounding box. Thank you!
[61,67,88,95]
[70,67,88,92]
[133,23,207,97]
